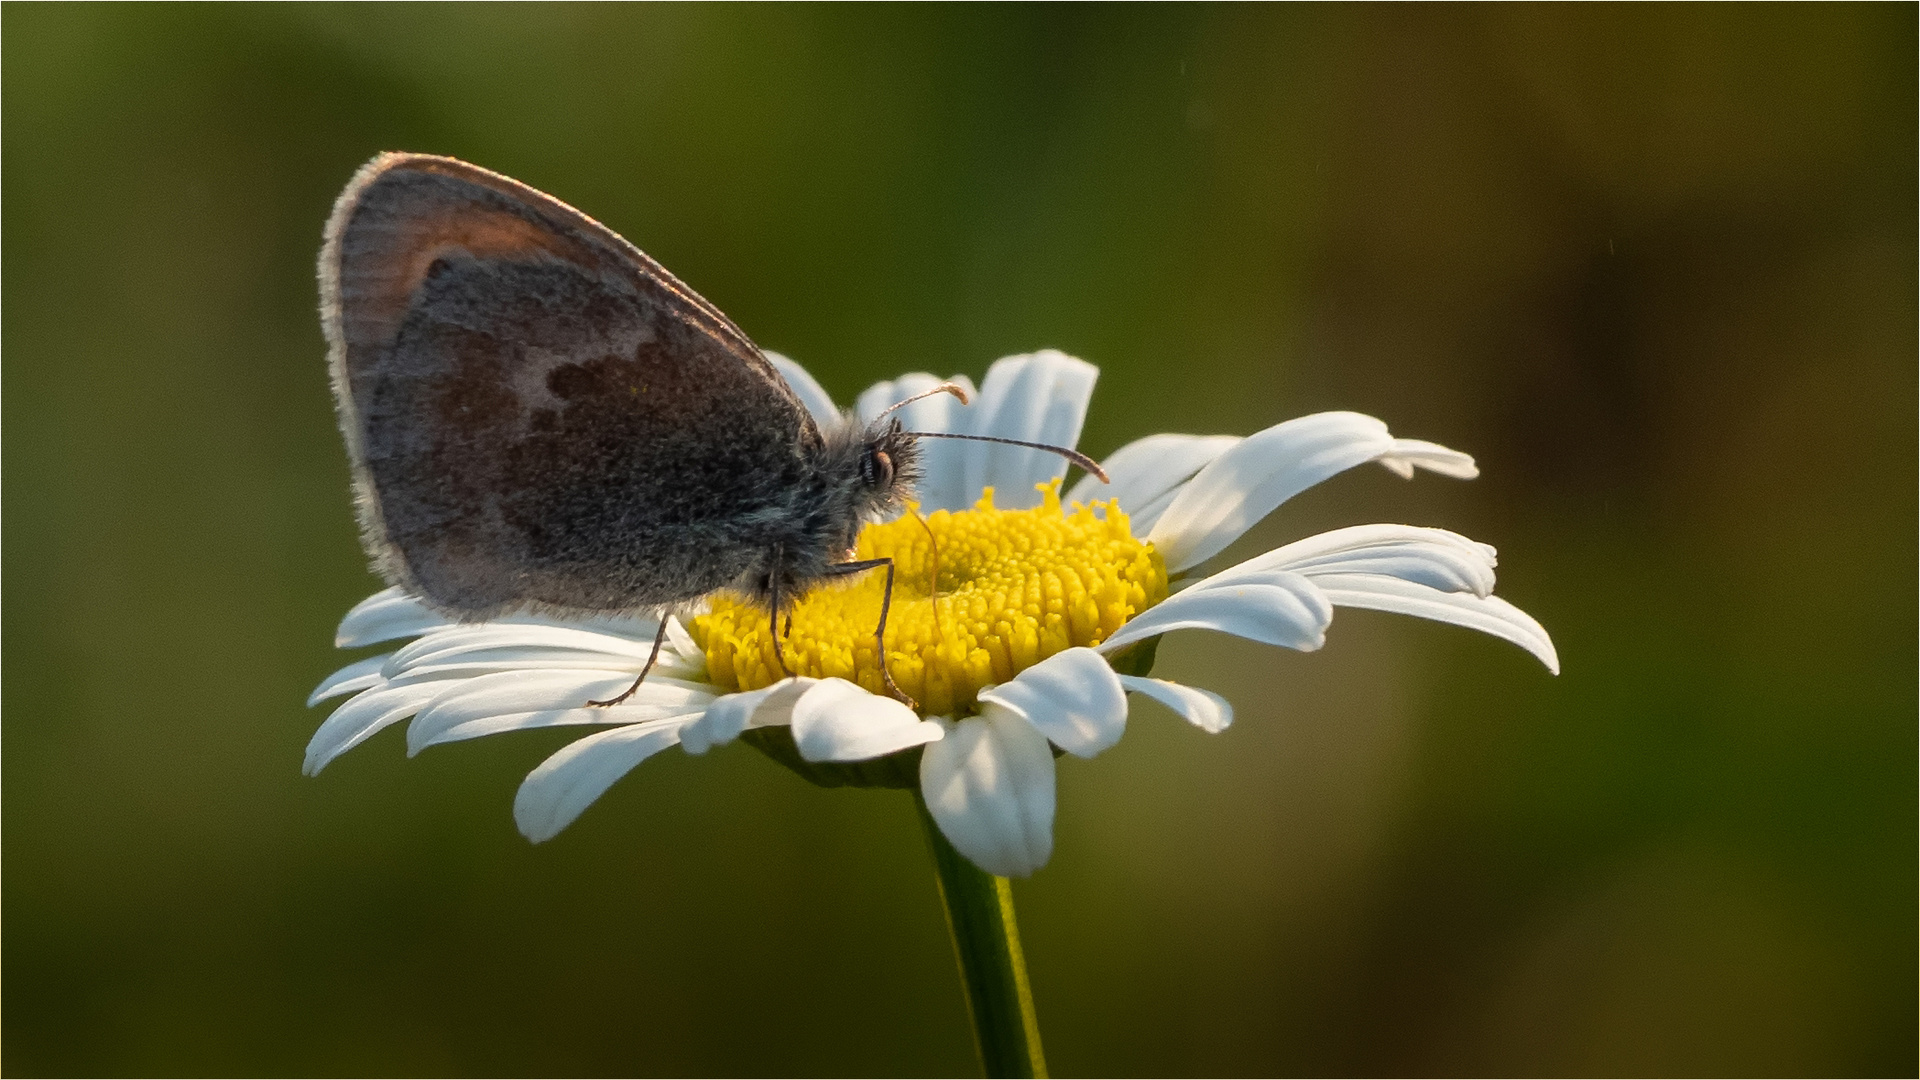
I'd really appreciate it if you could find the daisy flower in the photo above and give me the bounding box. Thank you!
[307,351,1557,880]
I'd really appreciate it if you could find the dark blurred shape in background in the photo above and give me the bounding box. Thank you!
[4,5,1912,1076]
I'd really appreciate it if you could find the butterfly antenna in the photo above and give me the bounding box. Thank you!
[874,382,970,421]
[909,432,1109,484]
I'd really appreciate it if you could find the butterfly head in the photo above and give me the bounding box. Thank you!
[855,417,923,517]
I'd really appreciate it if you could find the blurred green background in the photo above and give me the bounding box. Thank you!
[5,4,1913,1076]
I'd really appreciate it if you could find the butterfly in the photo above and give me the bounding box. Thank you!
[320,153,1098,707]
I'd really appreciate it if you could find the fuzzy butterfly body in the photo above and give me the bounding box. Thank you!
[321,153,920,624]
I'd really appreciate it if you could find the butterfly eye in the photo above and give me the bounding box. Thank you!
[865,449,895,491]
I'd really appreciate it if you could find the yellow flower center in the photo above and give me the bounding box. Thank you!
[690,484,1168,716]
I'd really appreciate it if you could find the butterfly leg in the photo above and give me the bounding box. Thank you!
[586,617,671,708]
[825,557,916,710]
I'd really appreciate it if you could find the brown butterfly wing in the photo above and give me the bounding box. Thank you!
[322,153,818,618]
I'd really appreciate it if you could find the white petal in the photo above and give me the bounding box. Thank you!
[1380,438,1478,480]
[307,652,393,706]
[765,351,841,432]
[335,587,446,647]
[499,609,663,637]
[1312,572,1560,674]
[389,623,664,661]
[332,590,674,650]
[1066,433,1240,533]
[1117,675,1233,734]
[512,718,690,843]
[790,678,945,762]
[384,623,697,681]
[919,709,1056,878]
[857,372,980,512]
[388,657,649,683]
[961,351,1098,510]
[420,703,708,752]
[1240,524,1498,598]
[386,653,704,685]
[406,670,716,754]
[1149,412,1474,572]
[1120,485,1185,539]
[304,677,459,775]
[976,647,1127,758]
[1099,568,1331,653]
[680,677,819,754]
[1296,550,1493,595]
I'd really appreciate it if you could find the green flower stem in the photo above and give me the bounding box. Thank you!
[915,791,1049,1079]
